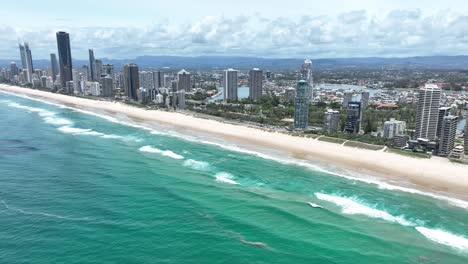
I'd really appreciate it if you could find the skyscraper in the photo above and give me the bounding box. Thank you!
[10,62,18,77]
[361,91,370,109]
[50,53,59,81]
[324,109,340,132]
[94,59,102,80]
[301,59,313,99]
[18,44,27,70]
[88,49,95,81]
[345,102,362,133]
[20,43,34,83]
[294,80,309,129]
[56,31,73,88]
[342,90,353,108]
[438,115,458,157]
[223,69,238,102]
[414,84,441,140]
[101,76,114,97]
[177,69,191,92]
[124,64,140,101]
[465,119,468,155]
[249,68,263,100]
[153,71,163,88]
[102,64,114,80]
[436,107,451,139]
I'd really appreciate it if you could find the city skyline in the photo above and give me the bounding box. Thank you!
[3,1,468,59]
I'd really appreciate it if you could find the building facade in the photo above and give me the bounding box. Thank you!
[50,53,59,82]
[124,64,140,101]
[88,49,95,81]
[361,91,370,109]
[344,101,361,133]
[438,115,458,157]
[436,107,451,139]
[294,80,309,129]
[324,110,340,132]
[414,84,441,140]
[249,68,263,100]
[342,90,353,108]
[177,69,191,92]
[56,32,73,88]
[383,118,406,139]
[223,69,238,102]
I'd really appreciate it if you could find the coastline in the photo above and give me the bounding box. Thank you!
[1,84,468,202]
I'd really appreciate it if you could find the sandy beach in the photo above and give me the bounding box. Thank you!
[1,84,467,201]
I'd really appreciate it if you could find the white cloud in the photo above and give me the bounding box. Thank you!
[3,9,468,59]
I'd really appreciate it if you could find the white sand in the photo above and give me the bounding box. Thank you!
[1,84,467,200]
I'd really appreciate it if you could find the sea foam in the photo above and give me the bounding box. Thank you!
[139,146,184,160]
[315,193,413,226]
[416,226,468,251]
[183,159,210,171]
[215,172,239,185]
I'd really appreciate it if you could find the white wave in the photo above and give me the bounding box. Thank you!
[58,126,92,134]
[3,90,468,210]
[416,226,468,251]
[139,146,184,160]
[43,116,73,126]
[183,159,210,171]
[215,172,239,185]
[0,200,90,221]
[315,193,413,226]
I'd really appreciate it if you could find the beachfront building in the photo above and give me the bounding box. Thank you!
[50,53,59,82]
[56,32,73,88]
[383,118,406,139]
[139,71,154,90]
[153,71,164,88]
[465,120,468,155]
[18,44,27,70]
[101,76,114,97]
[223,69,238,102]
[361,90,370,109]
[177,69,191,92]
[94,59,103,80]
[438,115,458,157]
[448,146,465,160]
[414,84,441,140]
[324,109,340,132]
[342,90,353,108]
[88,49,95,81]
[102,64,114,81]
[344,101,361,133]
[18,42,34,83]
[249,68,263,100]
[294,80,309,129]
[124,63,140,101]
[436,107,451,138]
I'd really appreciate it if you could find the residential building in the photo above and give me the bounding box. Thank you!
[56,32,73,88]
[123,64,139,100]
[300,59,313,99]
[342,90,353,108]
[324,110,340,132]
[50,53,59,81]
[249,68,263,100]
[177,69,191,92]
[223,69,238,102]
[361,90,370,109]
[88,49,95,81]
[414,84,441,140]
[294,80,309,129]
[438,115,458,157]
[448,146,465,160]
[101,76,114,97]
[383,118,406,139]
[436,107,451,138]
[102,64,114,80]
[344,102,361,133]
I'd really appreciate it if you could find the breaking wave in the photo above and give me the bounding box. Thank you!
[183,159,211,171]
[416,226,468,251]
[215,172,239,185]
[139,146,184,160]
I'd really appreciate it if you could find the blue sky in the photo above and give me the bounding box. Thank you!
[2,0,468,59]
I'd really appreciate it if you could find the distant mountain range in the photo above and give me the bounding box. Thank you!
[2,55,468,71]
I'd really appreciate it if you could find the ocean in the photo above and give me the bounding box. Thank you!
[1,91,467,264]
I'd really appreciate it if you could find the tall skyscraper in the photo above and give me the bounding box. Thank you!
[124,64,140,101]
[20,43,34,83]
[300,59,313,99]
[414,84,441,140]
[223,69,238,102]
[438,115,458,157]
[153,71,163,88]
[345,102,362,133]
[94,59,102,80]
[102,64,114,80]
[50,53,59,81]
[88,49,95,81]
[294,80,309,129]
[56,31,73,88]
[101,76,114,97]
[10,62,18,77]
[342,90,353,108]
[249,68,263,100]
[177,69,191,92]
[18,44,27,70]
[465,119,468,155]
[436,107,451,138]
[361,91,370,109]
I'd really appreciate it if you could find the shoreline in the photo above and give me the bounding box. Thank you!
[1,84,468,203]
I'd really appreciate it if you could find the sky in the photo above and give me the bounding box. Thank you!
[2,0,468,59]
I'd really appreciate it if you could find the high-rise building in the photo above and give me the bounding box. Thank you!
[249,68,263,100]
[88,49,95,81]
[18,44,27,69]
[177,69,191,92]
[102,64,114,80]
[415,84,441,140]
[153,71,163,88]
[139,71,154,90]
[94,59,102,80]
[56,32,73,88]
[436,107,451,138]
[266,71,271,79]
[361,91,370,109]
[124,64,140,100]
[345,102,362,133]
[294,80,309,129]
[300,59,313,99]
[72,70,81,94]
[342,90,353,108]
[383,118,406,139]
[50,53,59,81]
[465,119,468,155]
[438,115,458,157]
[10,62,18,77]
[100,76,114,97]
[223,69,238,102]
[324,109,340,132]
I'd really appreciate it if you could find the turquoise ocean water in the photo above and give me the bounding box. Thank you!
[0,90,468,263]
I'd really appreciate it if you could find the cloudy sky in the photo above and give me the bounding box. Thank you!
[2,0,468,59]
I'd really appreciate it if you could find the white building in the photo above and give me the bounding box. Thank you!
[383,118,406,139]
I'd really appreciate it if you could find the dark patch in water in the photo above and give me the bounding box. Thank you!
[0,139,39,156]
